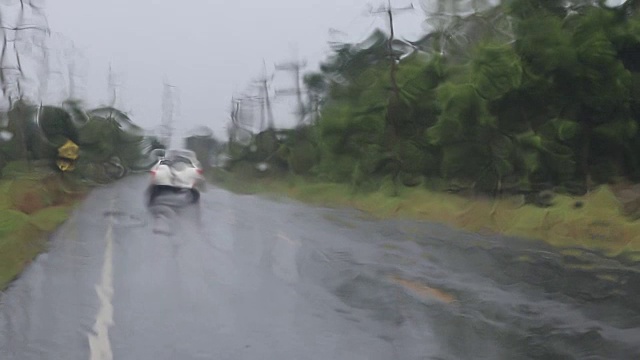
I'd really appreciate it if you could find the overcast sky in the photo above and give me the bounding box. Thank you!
[41,0,425,139]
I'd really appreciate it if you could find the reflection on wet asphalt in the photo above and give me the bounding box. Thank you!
[148,190,200,235]
[0,175,639,359]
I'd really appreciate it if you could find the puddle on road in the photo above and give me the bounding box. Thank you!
[388,275,456,305]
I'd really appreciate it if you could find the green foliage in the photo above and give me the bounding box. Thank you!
[0,209,29,237]
[314,153,359,182]
[252,130,279,161]
[288,141,318,175]
[29,205,73,232]
[226,1,640,195]
[71,109,146,176]
[0,100,148,184]
[426,83,496,150]
[515,15,575,75]
[472,43,522,100]
[38,106,80,146]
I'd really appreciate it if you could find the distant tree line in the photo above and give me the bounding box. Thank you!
[0,100,156,183]
[226,0,640,197]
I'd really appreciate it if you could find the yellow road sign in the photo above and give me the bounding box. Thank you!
[56,158,75,172]
[58,139,79,160]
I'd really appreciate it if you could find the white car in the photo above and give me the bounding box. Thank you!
[147,149,206,205]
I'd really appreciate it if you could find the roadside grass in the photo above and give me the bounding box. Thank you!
[209,168,640,261]
[0,161,87,289]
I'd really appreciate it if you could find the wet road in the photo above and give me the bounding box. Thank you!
[1,175,639,359]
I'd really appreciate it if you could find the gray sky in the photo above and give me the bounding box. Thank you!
[42,0,425,139]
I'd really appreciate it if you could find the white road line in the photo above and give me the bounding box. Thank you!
[88,199,116,360]
[277,231,300,246]
[272,231,301,283]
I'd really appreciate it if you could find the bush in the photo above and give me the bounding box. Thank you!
[0,209,29,237]
[288,141,318,175]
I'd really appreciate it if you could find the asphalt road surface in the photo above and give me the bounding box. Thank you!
[1,175,639,360]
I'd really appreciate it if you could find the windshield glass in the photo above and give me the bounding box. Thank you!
[1,1,639,360]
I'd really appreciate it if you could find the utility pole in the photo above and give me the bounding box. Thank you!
[67,44,84,100]
[0,0,49,103]
[107,63,117,107]
[258,84,266,131]
[230,97,240,128]
[227,97,240,142]
[371,0,414,102]
[275,58,306,125]
[160,81,177,148]
[253,61,275,131]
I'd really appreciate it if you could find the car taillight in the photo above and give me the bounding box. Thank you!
[196,168,203,175]
[150,169,157,176]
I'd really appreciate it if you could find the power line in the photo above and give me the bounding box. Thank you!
[275,58,307,125]
[251,60,275,131]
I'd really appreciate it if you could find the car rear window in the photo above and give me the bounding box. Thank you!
[160,156,193,167]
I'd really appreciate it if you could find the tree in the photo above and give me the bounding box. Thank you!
[226,0,640,196]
